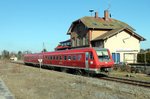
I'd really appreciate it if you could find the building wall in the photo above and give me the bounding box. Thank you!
[91,30,108,40]
[104,31,140,63]
[71,23,89,47]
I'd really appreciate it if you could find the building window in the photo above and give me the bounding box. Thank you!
[72,39,75,47]
[76,38,80,46]
[94,41,103,48]
[80,38,83,46]
[83,37,86,46]
[85,34,89,45]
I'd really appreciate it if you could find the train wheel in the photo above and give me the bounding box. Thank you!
[75,69,84,76]
[60,68,68,73]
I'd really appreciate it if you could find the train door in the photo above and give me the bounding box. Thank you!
[85,52,89,70]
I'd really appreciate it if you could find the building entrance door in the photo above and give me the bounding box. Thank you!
[112,53,120,64]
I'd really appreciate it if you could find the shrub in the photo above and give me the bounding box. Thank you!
[146,52,150,63]
[137,52,150,63]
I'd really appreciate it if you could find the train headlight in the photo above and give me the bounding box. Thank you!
[90,61,93,64]
[105,62,108,64]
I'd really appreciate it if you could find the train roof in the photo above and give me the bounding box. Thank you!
[24,53,41,56]
[24,47,108,56]
[43,47,108,55]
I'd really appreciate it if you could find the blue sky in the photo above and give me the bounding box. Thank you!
[0,0,149,53]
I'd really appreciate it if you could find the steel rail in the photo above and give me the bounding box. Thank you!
[100,76,150,88]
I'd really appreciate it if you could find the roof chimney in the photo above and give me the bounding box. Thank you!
[104,10,109,21]
[95,12,99,18]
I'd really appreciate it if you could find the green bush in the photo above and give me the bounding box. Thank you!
[146,52,150,63]
[137,52,150,63]
[137,53,144,63]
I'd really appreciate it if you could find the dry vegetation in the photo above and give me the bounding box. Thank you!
[0,60,150,99]
[110,66,150,81]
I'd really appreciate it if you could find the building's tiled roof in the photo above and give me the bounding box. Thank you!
[67,16,135,34]
[92,27,146,41]
[80,17,135,30]
[67,15,145,41]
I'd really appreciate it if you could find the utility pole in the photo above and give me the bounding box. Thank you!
[42,42,47,52]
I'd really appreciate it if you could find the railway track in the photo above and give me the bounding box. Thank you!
[12,61,150,88]
[100,76,150,88]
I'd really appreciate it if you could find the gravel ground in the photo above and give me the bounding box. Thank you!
[0,61,150,99]
[0,78,15,99]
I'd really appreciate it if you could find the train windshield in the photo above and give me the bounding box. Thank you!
[96,50,110,62]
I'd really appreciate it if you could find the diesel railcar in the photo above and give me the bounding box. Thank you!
[24,47,114,74]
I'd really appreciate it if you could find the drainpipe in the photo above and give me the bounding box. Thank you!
[122,35,131,43]
[89,30,92,47]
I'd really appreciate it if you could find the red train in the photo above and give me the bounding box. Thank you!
[24,47,114,74]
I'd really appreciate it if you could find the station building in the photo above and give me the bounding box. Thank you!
[57,10,146,64]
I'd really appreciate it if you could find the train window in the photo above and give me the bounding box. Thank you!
[56,56,58,60]
[73,55,76,60]
[60,56,62,60]
[64,56,67,60]
[68,56,71,60]
[89,52,94,60]
[50,56,52,60]
[77,55,82,61]
[53,56,55,60]
[96,50,110,62]
[48,56,51,60]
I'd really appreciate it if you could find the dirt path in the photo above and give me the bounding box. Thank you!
[0,61,150,99]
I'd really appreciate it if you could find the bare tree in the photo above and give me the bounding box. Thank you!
[2,50,10,59]
[42,48,47,52]
[17,51,23,60]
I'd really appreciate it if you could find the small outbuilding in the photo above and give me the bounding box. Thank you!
[10,56,18,61]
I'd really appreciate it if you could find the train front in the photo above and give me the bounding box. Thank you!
[94,48,114,72]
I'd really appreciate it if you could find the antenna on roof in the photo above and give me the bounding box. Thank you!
[106,0,112,18]
[89,9,94,16]
[107,0,111,10]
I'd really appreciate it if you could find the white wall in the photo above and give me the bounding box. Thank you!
[104,31,140,63]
